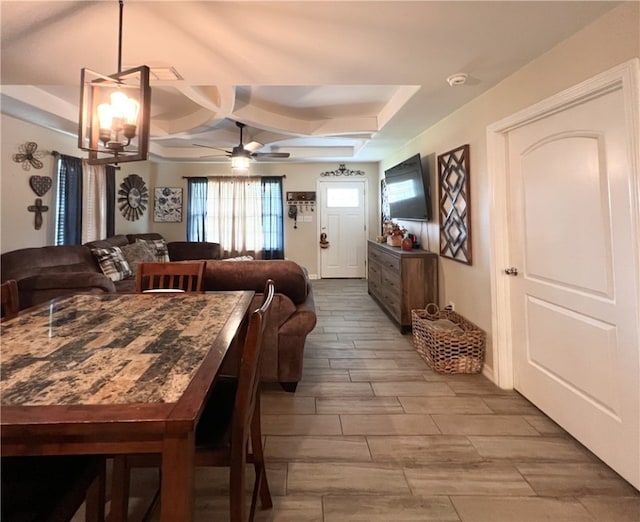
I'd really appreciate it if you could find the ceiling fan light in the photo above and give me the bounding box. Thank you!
[231,155,251,171]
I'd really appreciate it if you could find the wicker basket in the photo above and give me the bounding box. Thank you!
[412,304,486,374]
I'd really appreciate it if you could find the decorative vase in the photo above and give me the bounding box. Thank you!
[387,235,402,247]
[401,237,413,251]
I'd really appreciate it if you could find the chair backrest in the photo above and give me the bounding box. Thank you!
[232,279,275,442]
[136,261,205,293]
[1,279,19,319]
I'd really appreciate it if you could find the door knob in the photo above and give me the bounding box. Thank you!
[504,267,519,276]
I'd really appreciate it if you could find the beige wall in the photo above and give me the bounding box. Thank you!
[0,121,378,276]
[379,2,640,375]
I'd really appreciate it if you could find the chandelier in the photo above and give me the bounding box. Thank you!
[78,0,151,165]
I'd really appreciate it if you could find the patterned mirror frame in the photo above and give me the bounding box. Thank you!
[438,144,471,265]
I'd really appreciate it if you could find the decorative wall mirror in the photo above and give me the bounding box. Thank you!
[438,144,471,265]
[118,174,148,221]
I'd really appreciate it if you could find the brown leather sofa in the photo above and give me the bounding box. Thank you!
[204,260,317,391]
[0,234,221,308]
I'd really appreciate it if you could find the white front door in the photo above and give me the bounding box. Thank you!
[506,77,639,488]
[319,180,366,278]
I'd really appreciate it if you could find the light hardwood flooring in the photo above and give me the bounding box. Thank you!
[88,278,639,521]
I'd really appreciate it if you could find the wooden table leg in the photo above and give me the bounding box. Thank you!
[160,432,195,522]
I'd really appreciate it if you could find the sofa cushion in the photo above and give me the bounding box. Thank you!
[167,241,221,261]
[91,247,133,282]
[203,260,309,305]
[126,233,164,244]
[135,238,170,262]
[120,242,157,275]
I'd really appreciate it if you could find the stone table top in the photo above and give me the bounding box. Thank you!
[1,292,245,406]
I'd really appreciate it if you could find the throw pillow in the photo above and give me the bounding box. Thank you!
[135,238,170,262]
[120,242,157,275]
[91,247,133,282]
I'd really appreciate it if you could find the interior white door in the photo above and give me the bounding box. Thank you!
[507,85,639,488]
[319,180,366,278]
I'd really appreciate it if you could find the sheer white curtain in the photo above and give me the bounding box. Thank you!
[81,160,108,243]
[205,177,263,257]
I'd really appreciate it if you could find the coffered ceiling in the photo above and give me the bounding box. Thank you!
[0,1,618,164]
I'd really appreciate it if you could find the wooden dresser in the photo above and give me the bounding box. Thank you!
[367,240,438,333]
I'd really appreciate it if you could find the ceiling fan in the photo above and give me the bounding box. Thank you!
[194,121,290,167]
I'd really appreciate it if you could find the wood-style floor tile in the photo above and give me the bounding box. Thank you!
[372,381,456,397]
[468,435,597,461]
[348,369,430,382]
[431,414,540,435]
[294,382,374,397]
[323,495,459,521]
[579,496,640,521]
[451,496,595,522]
[516,462,639,496]
[404,462,535,496]
[264,436,372,462]
[367,435,483,464]
[287,462,411,495]
[261,414,342,436]
[399,396,493,414]
[316,396,403,414]
[300,369,352,383]
[261,394,316,415]
[341,414,440,435]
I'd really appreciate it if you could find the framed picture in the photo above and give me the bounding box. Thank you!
[153,187,183,223]
[438,144,471,265]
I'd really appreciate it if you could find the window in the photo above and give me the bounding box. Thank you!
[54,155,115,245]
[187,176,284,259]
[327,187,359,207]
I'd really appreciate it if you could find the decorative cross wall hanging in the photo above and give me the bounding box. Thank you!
[28,198,49,230]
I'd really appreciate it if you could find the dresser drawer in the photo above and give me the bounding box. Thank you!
[381,270,401,297]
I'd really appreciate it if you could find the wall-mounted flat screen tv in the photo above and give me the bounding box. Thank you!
[384,153,431,220]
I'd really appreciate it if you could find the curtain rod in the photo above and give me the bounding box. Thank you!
[51,150,121,169]
[181,175,286,179]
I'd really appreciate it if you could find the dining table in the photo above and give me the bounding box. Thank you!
[0,290,255,522]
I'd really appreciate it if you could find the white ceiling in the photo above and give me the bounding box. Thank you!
[0,1,619,164]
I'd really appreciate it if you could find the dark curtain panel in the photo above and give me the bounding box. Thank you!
[105,165,116,237]
[56,154,83,245]
[187,178,208,241]
[261,177,284,259]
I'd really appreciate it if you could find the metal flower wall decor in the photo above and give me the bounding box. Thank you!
[118,174,148,221]
[13,142,45,170]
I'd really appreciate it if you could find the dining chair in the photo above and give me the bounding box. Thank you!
[195,278,275,521]
[135,261,205,293]
[1,454,106,522]
[1,279,19,319]
[110,280,275,522]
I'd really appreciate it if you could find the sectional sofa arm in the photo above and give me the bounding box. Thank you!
[278,292,317,336]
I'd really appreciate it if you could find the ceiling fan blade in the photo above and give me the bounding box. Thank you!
[253,152,291,159]
[192,143,231,154]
